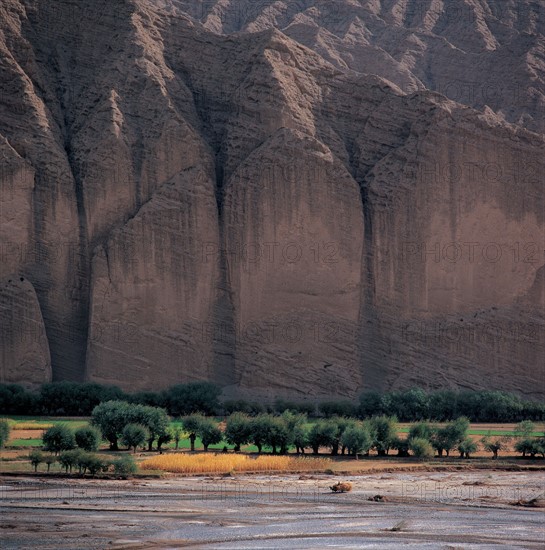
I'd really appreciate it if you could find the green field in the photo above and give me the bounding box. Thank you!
[2,416,543,454]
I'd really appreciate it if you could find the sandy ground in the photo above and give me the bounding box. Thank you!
[1,470,544,549]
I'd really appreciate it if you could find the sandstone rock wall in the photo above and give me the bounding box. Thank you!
[0,0,543,397]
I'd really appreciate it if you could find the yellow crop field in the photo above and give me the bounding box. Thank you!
[140,453,332,474]
[12,422,54,430]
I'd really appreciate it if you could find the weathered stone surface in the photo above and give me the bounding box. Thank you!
[223,128,364,398]
[0,0,543,398]
[0,276,51,386]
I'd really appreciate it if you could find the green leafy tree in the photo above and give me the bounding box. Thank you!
[318,401,358,418]
[249,415,277,454]
[29,450,44,472]
[114,455,138,476]
[431,417,469,457]
[199,418,223,451]
[368,416,397,456]
[121,424,149,453]
[172,426,182,450]
[293,423,309,454]
[76,453,105,476]
[481,436,509,459]
[44,454,56,472]
[409,437,434,458]
[163,382,221,416]
[515,420,535,439]
[358,391,384,419]
[341,425,372,458]
[91,401,132,450]
[408,422,433,441]
[182,414,206,451]
[458,438,478,458]
[515,439,544,458]
[392,437,410,457]
[134,406,170,451]
[308,420,338,455]
[223,399,266,416]
[280,411,307,454]
[59,449,84,474]
[225,413,253,452]
[42,425,76,455]
[0,419,11,447]
[75,426,102,451]
[157,430,172,451]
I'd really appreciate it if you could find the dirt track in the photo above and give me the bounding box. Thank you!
[1,470,544,548]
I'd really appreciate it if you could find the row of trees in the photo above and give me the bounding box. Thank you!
[1,382,543,422]
[193,413,475,458]
[0,382,221,417]
[28,449,137,476]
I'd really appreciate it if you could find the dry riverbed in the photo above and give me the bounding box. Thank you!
[1,470,544,548]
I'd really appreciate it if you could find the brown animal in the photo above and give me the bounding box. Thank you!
[330,482,352,493]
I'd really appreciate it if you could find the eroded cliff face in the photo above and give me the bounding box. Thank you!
[0,0,543,397]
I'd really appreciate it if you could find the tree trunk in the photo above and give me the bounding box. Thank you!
[257,444,262,454]
[312,445,319,455]
[204,444,209,452]
[272,445,277,455]
[190,434,196,452]
[234,444,241,452]
[148,439,153,452]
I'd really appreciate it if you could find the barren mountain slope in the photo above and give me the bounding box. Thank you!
[166,0,545,134]
[0,0,543,398]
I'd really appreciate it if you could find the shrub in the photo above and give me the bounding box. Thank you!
[113,455,138,476]
[75,426,102,451]
[29,450,44,472]
[409,437,434,458]
[42,425,76,455]
[121,424,149,453]
[0,419,10,447]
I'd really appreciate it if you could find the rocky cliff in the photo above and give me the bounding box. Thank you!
[0,0,543,398]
